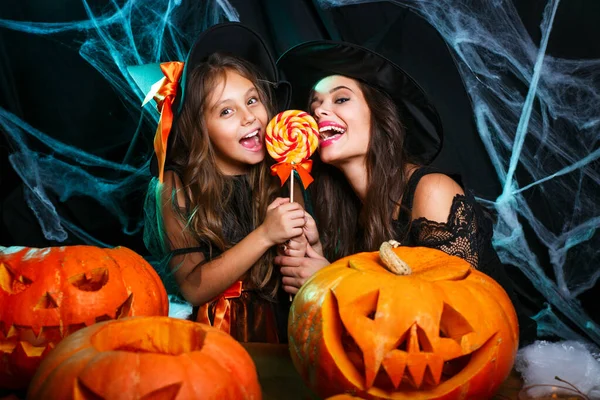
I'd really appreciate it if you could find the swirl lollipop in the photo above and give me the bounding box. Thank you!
[266,110,319,201]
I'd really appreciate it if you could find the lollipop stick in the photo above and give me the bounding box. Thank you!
[289,173,293,305]
[290,168,295,203]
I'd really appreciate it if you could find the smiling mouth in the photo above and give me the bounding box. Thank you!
[240,128,262,150]
[319,125,346,141]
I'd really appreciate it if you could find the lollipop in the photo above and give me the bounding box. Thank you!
[266,110,319,201]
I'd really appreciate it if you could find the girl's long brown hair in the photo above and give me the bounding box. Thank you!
[166,53,280,298]
[310,81,418,260]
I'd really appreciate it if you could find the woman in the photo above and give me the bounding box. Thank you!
[275,40,536,345]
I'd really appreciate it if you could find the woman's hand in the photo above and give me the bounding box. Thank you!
[276,243,330,294]
[302,213,323,256]
[278,233,308,258]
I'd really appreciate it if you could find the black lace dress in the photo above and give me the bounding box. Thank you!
[393,168,536,346]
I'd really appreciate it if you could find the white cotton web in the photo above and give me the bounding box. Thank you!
[0,0,239,244]
[317,0,600,345]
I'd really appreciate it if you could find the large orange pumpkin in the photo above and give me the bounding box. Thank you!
[289,243,519,399]
[0,245,169,389]
[27,316,262,399]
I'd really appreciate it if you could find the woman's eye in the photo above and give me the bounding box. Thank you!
[248,97,259,105]
[220,108,233,117]
[335,97,350,104]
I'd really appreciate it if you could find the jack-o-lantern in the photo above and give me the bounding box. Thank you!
[27,316,262,399]
[0,245,169,389]
[289,243,519,399]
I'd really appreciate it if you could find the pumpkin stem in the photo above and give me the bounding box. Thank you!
[379,241,412,275]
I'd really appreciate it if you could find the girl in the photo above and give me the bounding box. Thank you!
[135,23,306,343]
[275,40,537,346]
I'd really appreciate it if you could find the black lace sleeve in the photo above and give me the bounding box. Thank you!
[407,193,492,268]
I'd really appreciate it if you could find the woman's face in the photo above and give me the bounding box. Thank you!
[310,75,371,166]
[204,69,269,175]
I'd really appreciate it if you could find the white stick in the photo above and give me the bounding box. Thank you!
[289,168,294,302]
[290,168,294,203]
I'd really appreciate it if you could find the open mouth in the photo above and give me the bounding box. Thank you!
[319,123,346,145]
[239,128,262,151]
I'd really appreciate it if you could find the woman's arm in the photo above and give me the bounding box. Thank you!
[162,171,306,305]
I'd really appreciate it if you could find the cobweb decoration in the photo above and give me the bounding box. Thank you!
[0,0,239,245]
[317,0,600,346]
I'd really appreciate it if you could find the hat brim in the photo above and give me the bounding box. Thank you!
[178,22,290,113]
[277,40,442,164]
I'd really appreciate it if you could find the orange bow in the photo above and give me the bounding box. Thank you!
[270,160,314,188]
[196,280,243,334]
[146,61,184,183]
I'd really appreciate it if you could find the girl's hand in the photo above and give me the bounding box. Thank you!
[276,243,330,294]
[261,198,306,246]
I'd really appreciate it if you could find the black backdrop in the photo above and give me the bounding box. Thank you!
[1,0,599,342]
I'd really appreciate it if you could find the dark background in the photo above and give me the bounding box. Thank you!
[1,0,599,354]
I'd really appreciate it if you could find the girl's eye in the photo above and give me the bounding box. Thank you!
[220,108,233,117]
[248,97,259,105]
[335,97,350,104]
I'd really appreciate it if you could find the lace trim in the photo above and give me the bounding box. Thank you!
[409,194,484,268]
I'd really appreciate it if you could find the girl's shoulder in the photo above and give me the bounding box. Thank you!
[162,169,189,209]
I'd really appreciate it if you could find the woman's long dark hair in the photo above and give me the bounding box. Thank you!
[166,52,280,298]
[310,80,418,260]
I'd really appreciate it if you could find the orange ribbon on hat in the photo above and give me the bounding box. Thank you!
[196,280,243,334]
[270,160,314,188]
[144,61,185,183]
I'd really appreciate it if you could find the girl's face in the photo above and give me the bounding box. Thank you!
[204,69,269,175]
[310,75,371,166]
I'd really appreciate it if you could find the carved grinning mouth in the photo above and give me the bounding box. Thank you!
[0,294,134,357]
[332,286,496,392]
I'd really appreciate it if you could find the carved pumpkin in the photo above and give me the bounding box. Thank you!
[289,244,519,399]
[0,245,169,389]
[27,316,262,399]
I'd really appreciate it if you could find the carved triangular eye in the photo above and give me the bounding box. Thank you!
[439,302,474,343]
[68,268,109,291]
[0,262,33,294]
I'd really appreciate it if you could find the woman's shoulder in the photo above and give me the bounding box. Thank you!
[410,170,465,223]
[414,172,463,195]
